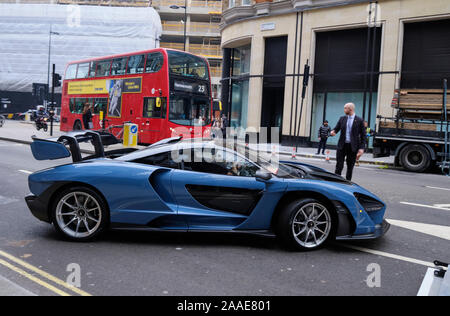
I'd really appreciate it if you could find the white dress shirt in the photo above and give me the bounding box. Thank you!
[345,114,356,143]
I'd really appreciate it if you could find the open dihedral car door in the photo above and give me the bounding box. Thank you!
[30,131,120,162]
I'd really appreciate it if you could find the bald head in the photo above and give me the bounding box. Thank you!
[344,103,355,115]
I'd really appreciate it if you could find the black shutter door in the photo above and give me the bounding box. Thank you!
[314,27,381,92]
[401,19,450,89]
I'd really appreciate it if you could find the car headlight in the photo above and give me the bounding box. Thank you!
[354,193,385,212]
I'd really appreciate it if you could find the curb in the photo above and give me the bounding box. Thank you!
[277,150,393,167]
[0,275,36,296]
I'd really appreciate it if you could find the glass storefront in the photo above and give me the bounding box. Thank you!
[230,44,251,129]
[310,92,377,147]
[231,80,249,129]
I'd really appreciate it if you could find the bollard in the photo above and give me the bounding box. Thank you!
[123,123,138,148]
[325,150,331,163]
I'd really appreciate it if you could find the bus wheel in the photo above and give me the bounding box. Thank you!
[400,144,431,173]
[73,120,83,131]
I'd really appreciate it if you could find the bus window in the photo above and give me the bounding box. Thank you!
[111,57,128,76]
[143,97,167,119]
[70,98,107,114]
[169,95,210,126]
[76,63,90,79]
[69,98,85,114]
[145,52,164,73]
[127,54,145,74]
[96,60,112,77]
[65,64,77,80]
[88,61,96,78]
[168,50,208,80]
[93,98,108,115]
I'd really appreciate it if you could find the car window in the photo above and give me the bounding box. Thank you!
[180,147,259,177]
[134,151,180,169]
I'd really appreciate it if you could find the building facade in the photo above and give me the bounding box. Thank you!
[153,0,223,101]
[220,0,450,146]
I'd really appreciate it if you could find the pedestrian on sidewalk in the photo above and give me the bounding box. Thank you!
[211,115,223,139]
[316,120,331,155]
[82,103,93,130]
[330,103,366,181]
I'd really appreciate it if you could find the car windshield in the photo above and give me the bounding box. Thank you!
[243,148,301,179]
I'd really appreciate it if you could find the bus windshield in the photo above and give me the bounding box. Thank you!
[169,94,211,126]
[168,50,209,80]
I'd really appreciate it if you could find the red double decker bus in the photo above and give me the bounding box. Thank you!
[60,48,212,144]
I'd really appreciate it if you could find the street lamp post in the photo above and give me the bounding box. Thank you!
[170,0,188,51]
[47,25,60,110]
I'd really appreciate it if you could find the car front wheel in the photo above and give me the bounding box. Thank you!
[275,198,335,251]
[52,187,109,241]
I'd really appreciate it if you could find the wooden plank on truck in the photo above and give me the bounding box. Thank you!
[379,121,437,131]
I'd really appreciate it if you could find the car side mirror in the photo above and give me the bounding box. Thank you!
[256,170,272,182]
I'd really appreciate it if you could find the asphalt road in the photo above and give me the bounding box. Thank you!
[0,140,449,296]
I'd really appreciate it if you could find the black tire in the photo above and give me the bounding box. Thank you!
[274,198,336,251]
[51,186,109,242]
[400,144,431,173]
[43,125,48,132]
[73,120,83,131]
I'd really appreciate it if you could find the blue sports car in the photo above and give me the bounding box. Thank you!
[25,131,389,250]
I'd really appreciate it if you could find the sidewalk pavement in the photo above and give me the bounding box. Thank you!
[248,143,394,166]
[0,120,394,166]
[0,275,36,296]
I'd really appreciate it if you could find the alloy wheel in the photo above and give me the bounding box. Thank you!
[291,203,332,248]
[55,191,102,239]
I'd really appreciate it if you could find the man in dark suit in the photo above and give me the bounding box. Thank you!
[330,103,366,181]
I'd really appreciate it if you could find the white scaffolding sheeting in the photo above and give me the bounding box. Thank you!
[0,4,162,93]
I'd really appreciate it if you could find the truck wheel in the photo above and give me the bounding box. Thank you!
[400,144,431,173]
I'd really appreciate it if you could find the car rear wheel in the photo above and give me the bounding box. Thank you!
[275,198,335,251]
[52,187,109,241]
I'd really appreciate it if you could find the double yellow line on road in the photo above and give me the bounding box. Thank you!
[0,250,92,296]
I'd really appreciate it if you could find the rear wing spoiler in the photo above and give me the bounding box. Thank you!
[31,131,119,163]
